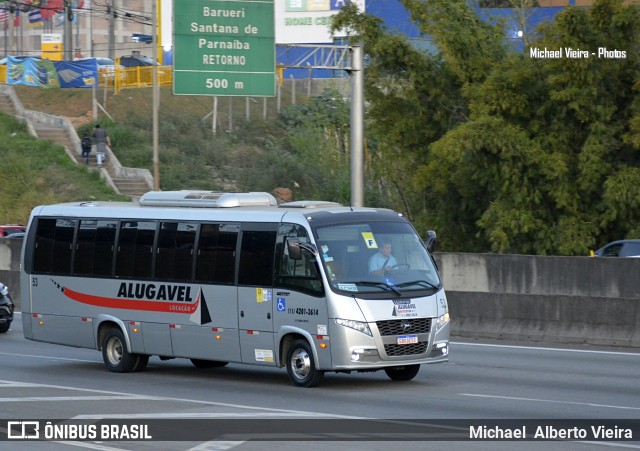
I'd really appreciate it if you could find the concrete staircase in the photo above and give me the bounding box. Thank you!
[0,92,17,116]
[0,87,153,199]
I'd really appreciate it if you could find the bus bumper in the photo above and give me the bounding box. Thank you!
[328,319,449,371]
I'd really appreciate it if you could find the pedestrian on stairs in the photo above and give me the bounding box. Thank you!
[81,134,92,165]
[91,123,111,168]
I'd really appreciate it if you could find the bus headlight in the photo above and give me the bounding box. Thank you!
[335,318,372,336]
[436,312,450,331]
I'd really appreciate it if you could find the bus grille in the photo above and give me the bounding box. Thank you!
[376,318,432,336]
[384,342,429,356]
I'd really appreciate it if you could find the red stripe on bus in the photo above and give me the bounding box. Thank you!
[62,287,200,314]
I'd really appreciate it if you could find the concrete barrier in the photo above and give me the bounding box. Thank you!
[433,253,640,348]
[2,240,638,348]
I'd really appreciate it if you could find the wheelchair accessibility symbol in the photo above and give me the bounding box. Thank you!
[277,298,286,312]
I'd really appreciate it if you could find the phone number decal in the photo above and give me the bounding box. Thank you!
[287,308,319,316]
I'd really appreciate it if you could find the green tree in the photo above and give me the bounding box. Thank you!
[420,0,640,254]
[335,0,640,254]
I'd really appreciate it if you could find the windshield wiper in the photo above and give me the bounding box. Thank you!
[395,280,439,290]
[353,281,401,295]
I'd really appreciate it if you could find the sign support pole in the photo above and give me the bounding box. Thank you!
[349,44,364,208]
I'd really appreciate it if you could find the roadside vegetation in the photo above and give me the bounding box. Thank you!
[0,112,129,225]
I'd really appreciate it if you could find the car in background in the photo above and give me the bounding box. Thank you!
[119,55,157,67]
[0,282,13,333]
[593,239,640,257]
[0,225,26,238]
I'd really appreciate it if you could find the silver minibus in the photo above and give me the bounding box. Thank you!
[21,191,449,387]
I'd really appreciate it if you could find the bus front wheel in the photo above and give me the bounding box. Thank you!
[384,364,420,381]
[102,328,140,373]
[286,339,324,388]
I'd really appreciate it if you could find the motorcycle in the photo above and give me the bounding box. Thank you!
[0,283,14,333]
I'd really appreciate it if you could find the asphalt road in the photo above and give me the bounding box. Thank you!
[0,313,639,451]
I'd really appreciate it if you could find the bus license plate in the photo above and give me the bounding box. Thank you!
[397,335,418,345]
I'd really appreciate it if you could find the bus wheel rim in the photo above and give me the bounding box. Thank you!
[291,348,311,380]
[106,337,123,364]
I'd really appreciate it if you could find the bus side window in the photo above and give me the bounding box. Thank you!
[33,218,57,274]
[155,222,197,281]
[74,219,118,277]
[94,220,118,276]
[115,221,156,279]
[33,218,76,275]
[276,224,324,296]
[238,230,277,287]
[195,223,239,285]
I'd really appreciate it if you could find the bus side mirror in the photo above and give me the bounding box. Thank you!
[287,239,317,260]
[425,230,437,253]
[287,239,302,260]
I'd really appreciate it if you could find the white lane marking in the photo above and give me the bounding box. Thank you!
[0,396,159,402]
[47,442,132,451]
[460,393,640,411]
[74,412,322,419]
[0,351,98,363]
[579,442,640,449]
[452,341,640,357]
[0,379,362,418]
[0,427,129,451]
[187,441,245,451]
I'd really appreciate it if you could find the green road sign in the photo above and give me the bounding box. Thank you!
[173,0,275,97]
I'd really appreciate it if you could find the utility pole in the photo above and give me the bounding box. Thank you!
[89,0,93,56]
[152,0,159,190]
[7,1,15,55]
[108,0,115,59]
[63,0,73,60]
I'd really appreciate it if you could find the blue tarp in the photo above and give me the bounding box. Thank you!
[6,56,59,88]
[54,59,99,88]
[5,56,98,88]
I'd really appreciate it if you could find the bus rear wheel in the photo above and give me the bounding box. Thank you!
[286,339,324,388]
[384,364,420,381]
[191,359,228,368]
[102,328,139,373]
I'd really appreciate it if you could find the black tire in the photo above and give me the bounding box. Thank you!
[190,359,229,368]
[286,339,324,388]
[384,364,420,381]
[132,354,149,372]
[0,322,10,334]
[101,328,138,373]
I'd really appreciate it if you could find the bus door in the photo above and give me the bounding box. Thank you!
[237,224,278,365]
[273,224,331,369]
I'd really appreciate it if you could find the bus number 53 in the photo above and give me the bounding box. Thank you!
[206,78,228,89]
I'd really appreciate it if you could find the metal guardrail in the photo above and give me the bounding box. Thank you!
[99,65,173,94]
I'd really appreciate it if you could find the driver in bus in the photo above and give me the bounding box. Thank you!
[369,240,397,277]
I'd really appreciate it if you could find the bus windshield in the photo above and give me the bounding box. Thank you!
[314,221,441,296]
